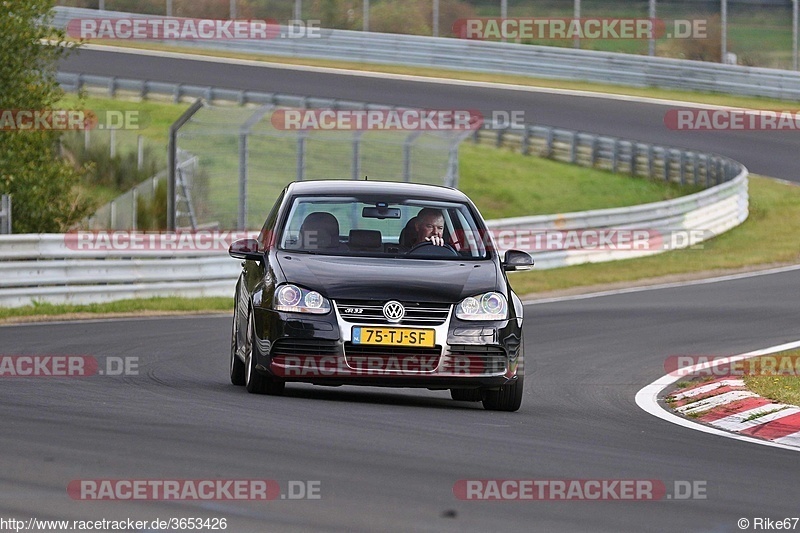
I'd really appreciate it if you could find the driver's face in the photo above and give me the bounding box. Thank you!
[416,215,444,242]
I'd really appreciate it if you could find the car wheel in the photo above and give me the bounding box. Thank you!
[481,375,524,412]
[450,388,482,402]
[244,309,285,396]
[230,316,245,386]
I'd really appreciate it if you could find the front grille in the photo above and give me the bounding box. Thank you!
[335,300,451,325]
[271,339,339,358]
[443,345,508,375]
[343,343,442,372]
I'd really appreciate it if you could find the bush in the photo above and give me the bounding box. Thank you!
[662,14,723,63]
[368,0,476,36]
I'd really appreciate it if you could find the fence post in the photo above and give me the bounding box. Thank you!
[403,131,422,182]
[521,126,530,156]
[168,99,204,231]
[137,135,144,171]
[679,151,686,185]
[570,132,578,164]
[109,128,116,158]
[611,139,619,173]
[545,127,554,158]
[132,188,138,230]
[351,130,362,180]
[0,194,11,235]
[446,142,460,188]
[238,130,248,231]
[296,130,307,182]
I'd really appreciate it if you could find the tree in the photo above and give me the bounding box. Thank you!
[0,0,91,233]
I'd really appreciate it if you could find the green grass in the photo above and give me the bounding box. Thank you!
[59,93,187,145]
[459,143,700,219]
[507,175,800,295]
[0,297,231,322]
[743,350,800,407]
[59,94,701,228]
[19,89,796,319]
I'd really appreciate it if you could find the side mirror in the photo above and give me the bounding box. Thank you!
[502,250,533,272]
[229,238,262,261]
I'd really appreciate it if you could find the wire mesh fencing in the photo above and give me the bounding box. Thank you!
[172,102,470,231]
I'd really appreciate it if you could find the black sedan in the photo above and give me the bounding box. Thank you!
[228,180,532,411]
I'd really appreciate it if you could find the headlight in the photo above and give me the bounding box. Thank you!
[275,284,330,314]
[455,292,508,320]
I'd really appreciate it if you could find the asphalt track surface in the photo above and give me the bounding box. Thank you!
[0,46,790,531]
[60,46,800,182]
[2,269,800,532]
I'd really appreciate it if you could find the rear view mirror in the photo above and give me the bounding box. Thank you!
[362,205,401,219]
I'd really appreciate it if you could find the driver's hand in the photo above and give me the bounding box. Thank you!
[426,235,445,246]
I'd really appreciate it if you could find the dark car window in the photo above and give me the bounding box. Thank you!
[257,189,285,251]
[277,195,489,259]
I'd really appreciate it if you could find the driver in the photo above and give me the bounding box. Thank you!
[413,208,446,247]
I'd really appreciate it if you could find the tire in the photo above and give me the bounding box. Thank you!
[244,309,285,396]
[481,375,524,412]
[450,388,482,402]
[230,316,246,386]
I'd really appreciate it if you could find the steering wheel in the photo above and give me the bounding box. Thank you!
[406,240,458,257]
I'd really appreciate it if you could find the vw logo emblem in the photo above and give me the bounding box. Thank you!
[382,301,405,323]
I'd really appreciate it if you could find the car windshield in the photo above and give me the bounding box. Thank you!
[278,195,490,259]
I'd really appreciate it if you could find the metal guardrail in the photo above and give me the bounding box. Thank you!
[52,6,800,100]
[0,160,747,306]
[8,68,746,308]
[58,71,740,188]
[0,195,11,235]
[0,234,240,308]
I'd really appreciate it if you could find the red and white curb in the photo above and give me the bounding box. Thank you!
[636,340,800,452]
[668,378,800,447]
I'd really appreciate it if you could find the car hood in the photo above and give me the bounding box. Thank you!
[276,252,499,302]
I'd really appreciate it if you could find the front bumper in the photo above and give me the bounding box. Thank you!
[251,305,523,388]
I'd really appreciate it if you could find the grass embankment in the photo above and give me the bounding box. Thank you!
[744,350,800,407]
[5,89,797,320]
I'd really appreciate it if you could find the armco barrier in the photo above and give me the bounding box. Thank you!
[0,162,746,307]
[0,234,240,308]
[0,71,748,308]
[51,6,800,100]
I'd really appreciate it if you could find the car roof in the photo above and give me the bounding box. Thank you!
[284,180,471,203]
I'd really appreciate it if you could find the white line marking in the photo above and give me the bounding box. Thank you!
[635,339,800,452]
[712,406,798,432]
[523,263,800,306]
[671,379,745,400]
[675,391,757,415]
[774,430,800,446]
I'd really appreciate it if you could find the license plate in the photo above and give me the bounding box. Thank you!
[352,327,435,347]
